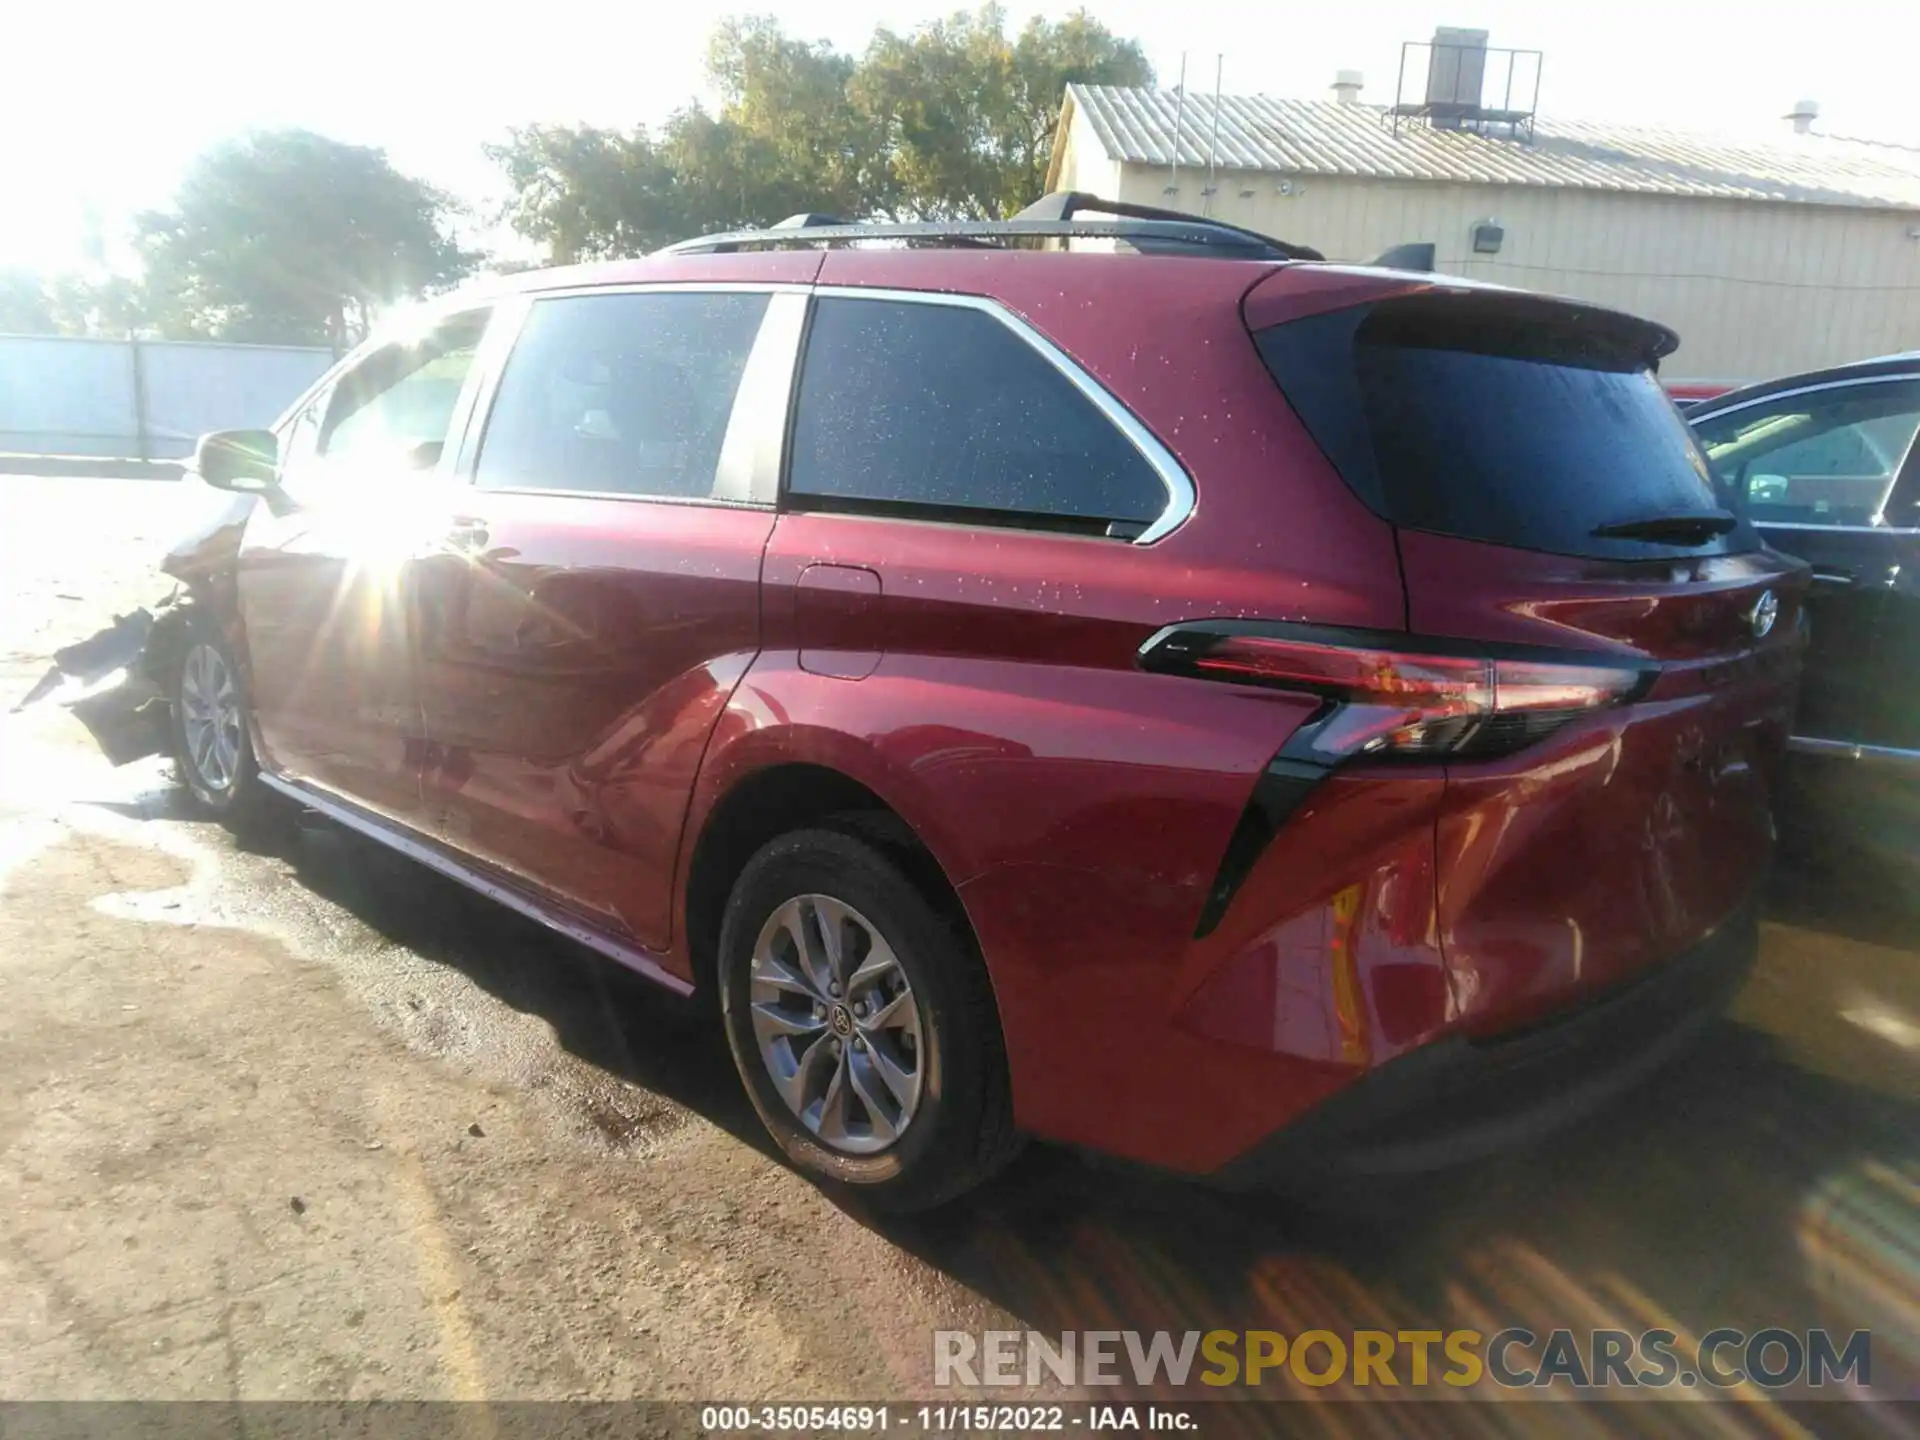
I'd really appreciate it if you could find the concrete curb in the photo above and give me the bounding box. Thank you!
[0,455,186,481]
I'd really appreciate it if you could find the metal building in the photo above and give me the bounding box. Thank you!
[1047,48,1920,383]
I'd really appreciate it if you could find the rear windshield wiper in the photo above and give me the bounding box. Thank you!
[1590,509,1738,545]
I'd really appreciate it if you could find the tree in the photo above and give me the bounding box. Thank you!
[489,123,679,263]
[0,268,56,335]
[137,130,474,346]
[489,6,1152,261]
[704,17,895,219]
[45,274,147,337]
[0,267,152,338]
[485,19,888,265]
[855,6,1152,219]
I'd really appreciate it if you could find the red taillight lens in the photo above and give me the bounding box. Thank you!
[1142,624,1647,760]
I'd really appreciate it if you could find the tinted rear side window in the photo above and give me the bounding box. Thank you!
[1257,298,1750,560]
[788,297,1169,536]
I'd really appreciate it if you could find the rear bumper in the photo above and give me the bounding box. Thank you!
[1214,895,1758,1188]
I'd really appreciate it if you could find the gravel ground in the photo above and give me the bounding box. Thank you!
[2,476,1918,1429]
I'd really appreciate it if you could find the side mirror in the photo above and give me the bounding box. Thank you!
[193,429,280,493]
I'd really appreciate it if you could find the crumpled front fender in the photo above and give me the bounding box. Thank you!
[12,598,199,766]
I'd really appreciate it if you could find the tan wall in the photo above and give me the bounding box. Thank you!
[1054,107,1123,202]
[1112,163,1920,381]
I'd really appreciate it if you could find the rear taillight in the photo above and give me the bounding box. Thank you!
[1140,622,1650,761]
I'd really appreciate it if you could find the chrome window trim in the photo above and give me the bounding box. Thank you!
[1757,521,1920,536]
[444,487,774,512]
[457,286,796,506]
[1787,736,1920,772]
[520,280,814,299]
[258,772,692,995]
[756,503,1164,545]
[1692,371,1920,534]
[1691,370,1920,422]
[804,285,1197,545]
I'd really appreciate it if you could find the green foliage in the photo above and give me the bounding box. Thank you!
[707,17,893,219]
[46,275,148,337]
[136,130,473,345]
[0,268,57,335]
[489,124,679,262]
[490,6,1152,260]
[2,268,168,339]
[857,5,1152,219]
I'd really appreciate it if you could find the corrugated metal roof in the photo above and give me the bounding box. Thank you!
[1066,84,1920,211]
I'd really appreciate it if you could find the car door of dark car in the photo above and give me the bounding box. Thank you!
[412,285,806,951]
[1692,376,1920,752]
[236,309,492,826]
[1869,454,1920,755]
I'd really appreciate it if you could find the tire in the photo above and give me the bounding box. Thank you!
[168,620,268,825]
[717,827,1021,1211]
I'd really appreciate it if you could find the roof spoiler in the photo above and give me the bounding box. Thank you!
[1370,242,1436,272]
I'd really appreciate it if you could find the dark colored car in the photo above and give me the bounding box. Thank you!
[1688,354,1920,757]
[1688,355,1920,857]
[1665,380,1736,410]
[62,197,1807,1208]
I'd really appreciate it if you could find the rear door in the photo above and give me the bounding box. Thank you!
[1882,460,1920,758]
[1252,286,1807,1025]
[411,284,805,951]
[760,287,1203,843]
[1689,374,1920,754]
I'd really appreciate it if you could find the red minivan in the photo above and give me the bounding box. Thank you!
[158,196,1805,1208]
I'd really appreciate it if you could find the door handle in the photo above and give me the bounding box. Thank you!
[445,517,490,553]
[1809,568,1855,592]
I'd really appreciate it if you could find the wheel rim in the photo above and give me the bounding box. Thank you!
[747,893,925,1155]
[179,642,242,794]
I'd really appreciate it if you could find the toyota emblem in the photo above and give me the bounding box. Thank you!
[1749,589,1779,640]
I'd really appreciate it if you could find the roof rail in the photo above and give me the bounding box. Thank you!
[662,192,1324,261]
[1011,192,1320,259]
[769,211,855,229]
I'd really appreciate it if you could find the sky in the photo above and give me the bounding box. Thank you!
[5,0,1918,273]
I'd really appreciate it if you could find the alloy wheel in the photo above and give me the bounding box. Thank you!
[747,893,925,1155]
[179,642,243,794]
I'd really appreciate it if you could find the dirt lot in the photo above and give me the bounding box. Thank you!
[4,476,1919,1426]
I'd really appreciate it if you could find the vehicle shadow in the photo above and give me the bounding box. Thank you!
[108,789,1920,1428]
[79,783,787,1156]
[224,801,778,1157]
[873,853,1920,1426]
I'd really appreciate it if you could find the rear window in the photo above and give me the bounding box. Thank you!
[1256,296,1755,560]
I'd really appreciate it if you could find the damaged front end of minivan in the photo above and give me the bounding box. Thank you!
[11,491,253,766]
